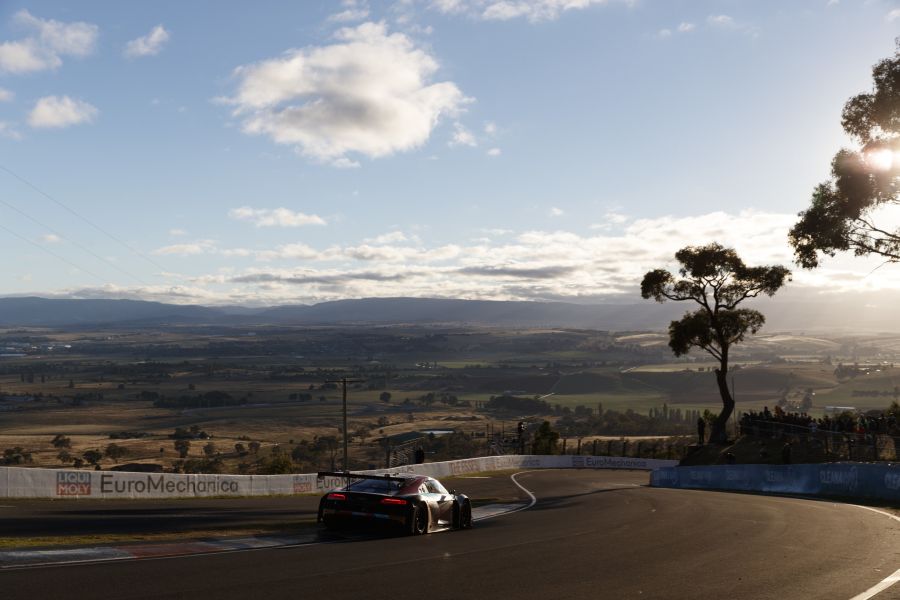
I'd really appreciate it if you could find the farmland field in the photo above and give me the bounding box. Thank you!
[1,324,899,474]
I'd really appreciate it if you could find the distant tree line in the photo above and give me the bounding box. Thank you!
[556,408,698,437]
[153,391,245,409]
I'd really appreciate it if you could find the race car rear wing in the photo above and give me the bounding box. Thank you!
[317,471,411,483]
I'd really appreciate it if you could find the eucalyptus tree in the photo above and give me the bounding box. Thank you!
[790,40,900,267]
[641,243,790,443]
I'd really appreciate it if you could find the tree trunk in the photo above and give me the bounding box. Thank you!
[710,366,734,444]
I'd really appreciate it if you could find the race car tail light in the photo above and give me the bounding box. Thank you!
[327,493,347,501]
[380,498,408,506]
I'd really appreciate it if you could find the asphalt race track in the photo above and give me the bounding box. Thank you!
[1,470,898,600]
[0,495,323,538]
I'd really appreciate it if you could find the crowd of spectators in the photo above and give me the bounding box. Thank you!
[740,405,899,441]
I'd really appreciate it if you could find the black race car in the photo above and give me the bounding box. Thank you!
[316,471,473,535]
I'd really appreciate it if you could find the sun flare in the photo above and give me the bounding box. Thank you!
[865,148,896,172]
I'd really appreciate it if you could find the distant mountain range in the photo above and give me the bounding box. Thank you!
[1,295,899,332]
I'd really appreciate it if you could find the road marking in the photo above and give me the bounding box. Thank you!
[848,506,900,600]
[648,479,900,599]
[0,476,538,570]
[511,471,538,510]
[472,471,537,523]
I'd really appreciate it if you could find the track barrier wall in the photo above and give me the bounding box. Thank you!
[0,455,678,499]
[651,463,900,503]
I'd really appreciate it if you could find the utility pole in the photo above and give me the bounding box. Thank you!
[326,377,364,472]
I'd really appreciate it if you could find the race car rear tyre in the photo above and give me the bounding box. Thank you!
[410,503,428,535]
[460,501,473,529]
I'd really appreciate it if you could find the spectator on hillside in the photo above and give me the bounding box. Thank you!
[697,417,706,445]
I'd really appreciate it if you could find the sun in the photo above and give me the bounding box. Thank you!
[865,147,895,172]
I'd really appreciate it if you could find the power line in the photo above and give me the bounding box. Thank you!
[0,196,148,286]
[0,162,169,273]
[0,221,109,286]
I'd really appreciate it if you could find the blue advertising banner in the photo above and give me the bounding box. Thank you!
[651,462,900,503]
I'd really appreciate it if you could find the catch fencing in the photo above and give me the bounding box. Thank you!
[651,462,900,503]
[1,455,678,500]
[741,418,900,462]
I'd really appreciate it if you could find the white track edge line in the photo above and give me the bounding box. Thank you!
[650,483,900,599]
[3,474,539,570]
[848,505,900,600]
[472,471,538,522]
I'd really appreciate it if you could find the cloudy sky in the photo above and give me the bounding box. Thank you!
[0,0,898,307]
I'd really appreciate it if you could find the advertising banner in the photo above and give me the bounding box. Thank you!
[650,462,900,503]
[0,455,677,499]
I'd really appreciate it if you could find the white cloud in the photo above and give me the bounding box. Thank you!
[706,14,758,36]
[887,9,900,22]
[657,28,672,38]
[484,121,497,135]
[250,243,321,261]
[331,157,361,169]
[487,147,502,156]
[16,10,97,56]
[482,1,571,21]
[0,40,56,74]
[0,10,97,74]
[0,88,14,102]
[0,122,22,140]
[152,240,217,256]
[41,233,61,243]
[431,0,467,14]
[228,206,327,227]
[87,209,900,305]
[169,228,187,237]
[28,96,98,129]
[367,231,408,244]
[707,14,736,28]
[124,25,170,58]
[450,122,477,147]
[430,0,624,22]
[549,207,564,217]
[677,22,695,33]
[223,22,470,165]
[328,8,370,22]
[591,211,628,229]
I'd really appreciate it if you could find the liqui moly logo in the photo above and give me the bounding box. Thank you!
[293,477,313,493]
[726,469,749,483]
[765,469,787,483]
[654,469,679,485]
[884,471,900,491]
[819,467,858,491]
[689,470,712,483]
[57,471,91,496]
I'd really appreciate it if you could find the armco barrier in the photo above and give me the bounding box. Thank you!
[651,462,900,503]
[0,455,677,500]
